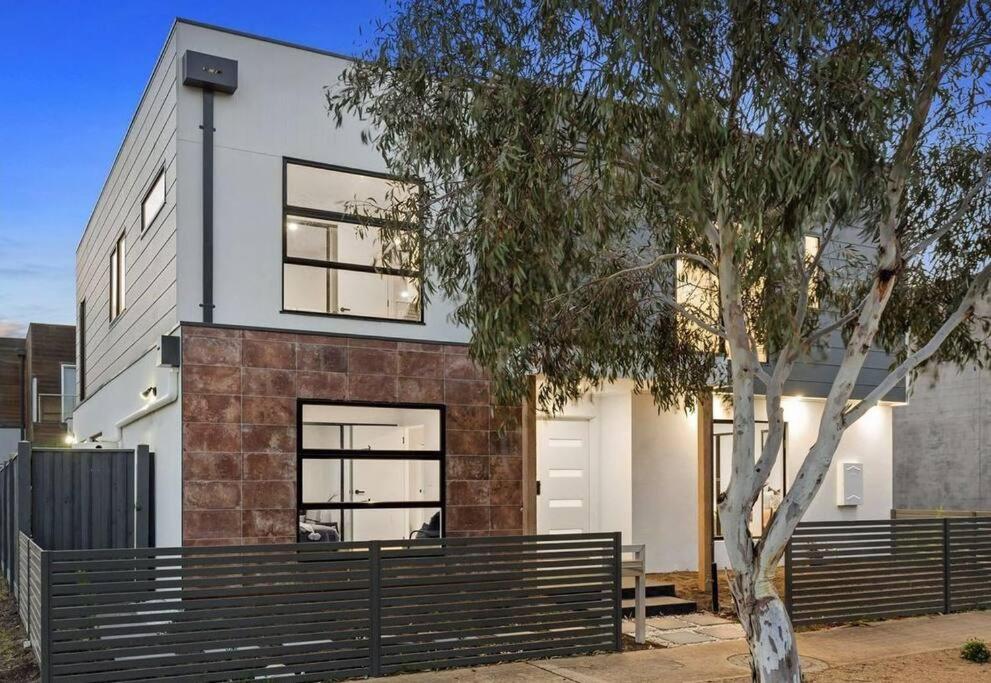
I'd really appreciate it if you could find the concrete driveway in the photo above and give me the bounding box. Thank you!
[387,611,991,682]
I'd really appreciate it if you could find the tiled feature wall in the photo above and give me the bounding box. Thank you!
[180,325,524,545]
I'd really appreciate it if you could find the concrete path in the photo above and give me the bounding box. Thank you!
[388,611,991,682]
[621,613,746,647]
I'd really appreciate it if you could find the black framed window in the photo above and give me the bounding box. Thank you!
[78,299,86,401]
[282,159,423,322]
[142,168,166,232]
[712,419,787,539]
[109,233,126,321]
[297,400,444,543]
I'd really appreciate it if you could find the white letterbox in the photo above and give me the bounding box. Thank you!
[837,462,863,506]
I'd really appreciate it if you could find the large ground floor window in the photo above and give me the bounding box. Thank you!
[297,401,444,542]
[713,419,787,539]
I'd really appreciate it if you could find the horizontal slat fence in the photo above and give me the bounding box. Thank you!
[946,517,991,611]
[786,518,991,627]
[25,533,620,682]
[377,533,620,675]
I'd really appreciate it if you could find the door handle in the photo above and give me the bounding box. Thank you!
[536,481,541,496]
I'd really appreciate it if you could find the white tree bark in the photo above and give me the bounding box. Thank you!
[711,6,969,679]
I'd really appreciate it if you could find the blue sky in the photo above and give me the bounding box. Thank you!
[0,1,388,336]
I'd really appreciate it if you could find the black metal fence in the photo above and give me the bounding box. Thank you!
[15,532,620,682]
[786,517,991,626]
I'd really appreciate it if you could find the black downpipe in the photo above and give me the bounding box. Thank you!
[201,89,215,323]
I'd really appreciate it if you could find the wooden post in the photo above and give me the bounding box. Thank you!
[696,393,714,590]
[521,375,538,535]
[134,445,152,548]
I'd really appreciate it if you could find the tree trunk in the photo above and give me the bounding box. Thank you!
[731,569,801,682]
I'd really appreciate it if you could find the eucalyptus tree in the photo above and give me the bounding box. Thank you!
[329,1,991,679]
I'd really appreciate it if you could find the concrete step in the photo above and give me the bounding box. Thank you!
[620,580,676,600]
[621,594,697,618]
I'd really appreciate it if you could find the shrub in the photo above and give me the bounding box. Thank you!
[961,639,990,663]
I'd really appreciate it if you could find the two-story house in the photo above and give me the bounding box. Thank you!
[72,19,903,574]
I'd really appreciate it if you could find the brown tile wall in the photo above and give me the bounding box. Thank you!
[180,325,524,545]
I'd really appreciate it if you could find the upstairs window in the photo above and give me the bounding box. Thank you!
[142,169,166,231]
[282,160,422,322]
[804,234,822,308]
[109,233,126,321]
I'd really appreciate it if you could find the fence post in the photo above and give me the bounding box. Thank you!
[613,532,623,652]
[39,548,51,683]
[784,541,793,617]
[369,540,381,677]
[943,518,952,614]
[15,442,31,539]
[134,445,152,548]
[21,534,29,639]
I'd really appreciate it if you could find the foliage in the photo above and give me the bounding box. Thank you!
[331,2,991,678]
[330,0,991,419]
[961,638,991,663]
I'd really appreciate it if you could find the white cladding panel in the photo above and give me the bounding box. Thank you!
[174,22,467,343]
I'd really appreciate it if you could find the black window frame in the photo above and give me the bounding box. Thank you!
[141,167,166,233]
[296,399,446,540]
[281,157,425,324]
[712,418,787,540]
[109,232,126,322]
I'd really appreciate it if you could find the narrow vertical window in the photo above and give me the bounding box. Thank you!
[78,300,86,401]
[142,169,166,231]
[109,233,126,321]
[804,234,821,308]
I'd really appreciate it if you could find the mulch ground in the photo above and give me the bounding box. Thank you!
[0,578,38,682]
[652,568,785,618]
[807,647,991,682]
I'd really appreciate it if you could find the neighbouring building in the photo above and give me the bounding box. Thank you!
[0,323,76,455]
[72,18,904,574]
[894,362,991,513]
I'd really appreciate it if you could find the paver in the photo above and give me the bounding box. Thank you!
[655,629,718,645]
[700,623,746,640]
[644,616,692,630]
[680,612,731,627]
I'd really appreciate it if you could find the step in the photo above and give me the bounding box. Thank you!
[621,594,698,618]
[620,580,676,601]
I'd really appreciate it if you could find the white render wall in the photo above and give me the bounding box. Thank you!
[173,22,468,343]
[554,388,896,573]
[538,382,634,543]
[71,342,182,547]
[631,396,699,572]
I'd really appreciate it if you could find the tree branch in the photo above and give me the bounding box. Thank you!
[843,262,991,426]
[904,144,991,260]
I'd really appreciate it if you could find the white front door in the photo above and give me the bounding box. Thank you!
[537,419,591,535]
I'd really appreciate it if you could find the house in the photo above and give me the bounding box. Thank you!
[71,18,904,575]
[0,323,76,455]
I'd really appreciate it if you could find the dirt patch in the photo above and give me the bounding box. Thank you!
[651,569,784,618]
[0,578,38,682]
[620,633,664,651]
[807,647,991,682]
